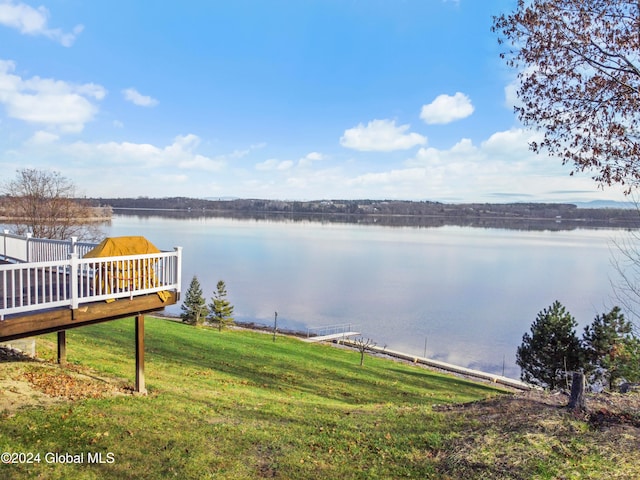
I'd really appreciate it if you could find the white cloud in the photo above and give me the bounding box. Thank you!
[92,141,163,164]
[340,119,427,151]
[348,167,427,188]
[122,87,159,107]
[504,82,519,110]
[0,1,83,46]
[481,128,542,158]
[223,142,266,161]
[66,134,225,172]
[59,136,265,196]
[0,59,106,132]
[179,153,225,171]
[399,128,591,200]
[255,158,294,171]
[257,131,548,200]
[420,92,474,124]
[228,129,585,201]
[298,151,324,168]
[27,130,59,144]
[41,134,229,196]
[304,151,323,161]
[5,120,624,202]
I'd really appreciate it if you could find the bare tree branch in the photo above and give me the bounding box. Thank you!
[0,169,109,241]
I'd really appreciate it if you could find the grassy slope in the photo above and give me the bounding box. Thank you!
[1,317,638,479]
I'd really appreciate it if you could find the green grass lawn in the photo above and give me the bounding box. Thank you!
[0,317,504,479]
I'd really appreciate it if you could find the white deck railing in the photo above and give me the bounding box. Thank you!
[0,232,182,318]
[1,230,96,263]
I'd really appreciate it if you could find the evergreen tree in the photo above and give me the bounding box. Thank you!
[181,275,208,326]
[208,280,235,331]
[583,306,640,390]
[516,301,583,390]
[617,337,640,388]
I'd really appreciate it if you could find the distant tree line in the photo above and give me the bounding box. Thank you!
[89,197,640,226]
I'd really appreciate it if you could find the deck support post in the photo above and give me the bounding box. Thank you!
[57,330,66,365]
[135,313,146,394]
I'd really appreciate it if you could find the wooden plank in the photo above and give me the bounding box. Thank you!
[0,291,177,342]
[71,291,177,323]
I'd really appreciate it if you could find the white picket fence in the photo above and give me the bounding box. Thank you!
[0,231,182,318]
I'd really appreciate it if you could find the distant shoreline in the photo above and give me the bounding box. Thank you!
[89,197,639,223]
[106,205,640,231]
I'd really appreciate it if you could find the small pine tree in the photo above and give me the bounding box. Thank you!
[208,280,235,331]
[181,275,208,326]
[583,306,640,390]
[516,301,583,390]
[617,337,640,387]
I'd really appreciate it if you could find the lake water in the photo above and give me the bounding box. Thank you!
[107,213,632,379]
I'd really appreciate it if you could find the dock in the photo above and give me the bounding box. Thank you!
[335,339,533,391]
[303,331,361,343]
[304,323,361,343]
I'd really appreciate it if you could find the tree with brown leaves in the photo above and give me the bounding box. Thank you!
[493,0,640,192]
[1,169,107,240]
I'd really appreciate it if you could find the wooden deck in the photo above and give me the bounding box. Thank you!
[0,261,67,312]
[0,258,179,342]
[0,266,179,394]
[0,234,182,393]
[0,291,178,342]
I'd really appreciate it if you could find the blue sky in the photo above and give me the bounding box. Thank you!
[0,0,628,202]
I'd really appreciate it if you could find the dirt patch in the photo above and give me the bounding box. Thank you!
[436,389,640,433]
[0,347,130,415]
[433,389,640,479]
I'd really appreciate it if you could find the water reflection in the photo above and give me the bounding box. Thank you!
[107,213,628,379]
[110,207,639,232]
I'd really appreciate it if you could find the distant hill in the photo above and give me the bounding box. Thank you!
[87,196,640,230]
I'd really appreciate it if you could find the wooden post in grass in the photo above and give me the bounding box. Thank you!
[135,314,146,394]
[273,311,278,342]
[567,371,586,412]
[57,330,66,365]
